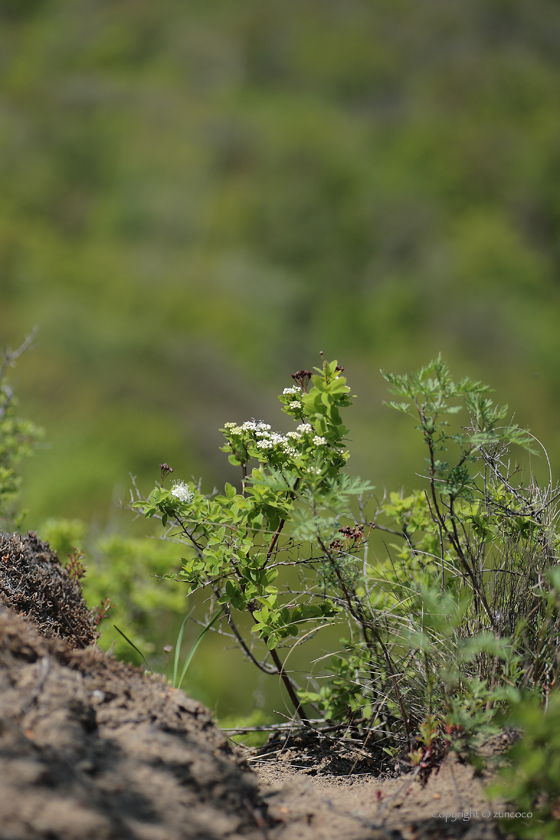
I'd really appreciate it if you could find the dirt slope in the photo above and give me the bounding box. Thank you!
[0,607,268,840]
[0,532,267,840]
[0,532,514,840]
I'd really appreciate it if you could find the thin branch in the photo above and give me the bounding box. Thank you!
[221,603,277,675]
[0,326,38,383]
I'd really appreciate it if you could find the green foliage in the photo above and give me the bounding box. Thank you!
[171,606,224,691]
[135,359,371,720]
[40,517,86,557]
[0,333,43,530]
[134,356,560,761]
[382,355,535,503]
[298,646,376,723]
[489,692,560,838]
[365,359,560,752]
[27,349,560,815]
[485,569,560,837]
[379,357,539,629]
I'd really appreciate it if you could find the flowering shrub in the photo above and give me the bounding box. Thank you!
[135,356,560,761]
[135,358,371,719]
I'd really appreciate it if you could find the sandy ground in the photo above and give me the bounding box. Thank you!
[254,749,510,840]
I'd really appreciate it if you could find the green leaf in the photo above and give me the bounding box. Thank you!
[113,625,153,673]
[174,607,225,690]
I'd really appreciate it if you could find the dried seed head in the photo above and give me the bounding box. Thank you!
[160,463,174,483]
[291,369,313,391]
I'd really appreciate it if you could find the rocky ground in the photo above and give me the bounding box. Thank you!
[0,532,518,840]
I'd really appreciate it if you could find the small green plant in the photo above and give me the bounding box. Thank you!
[113,605,225,690]
[66,546,87,583]
[170,606,224,690]
[0,330,43,530]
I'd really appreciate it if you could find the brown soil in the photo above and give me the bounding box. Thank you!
[0,531,518,840]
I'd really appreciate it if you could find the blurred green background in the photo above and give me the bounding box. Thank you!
[2,0,560,722]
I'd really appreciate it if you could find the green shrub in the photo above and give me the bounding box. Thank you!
[135,359,371,720]
[133,356,560,756]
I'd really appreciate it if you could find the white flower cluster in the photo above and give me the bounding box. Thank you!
[223,420,272,436]
[171,481,194,503]
[255,428,299,456]
[222,417,328,461]
[283,386,301,396]
[224,419,301,459]
[242,420,271,432]
[289,400,302,410]
[260,431,284,444]
[306,466,322,475]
